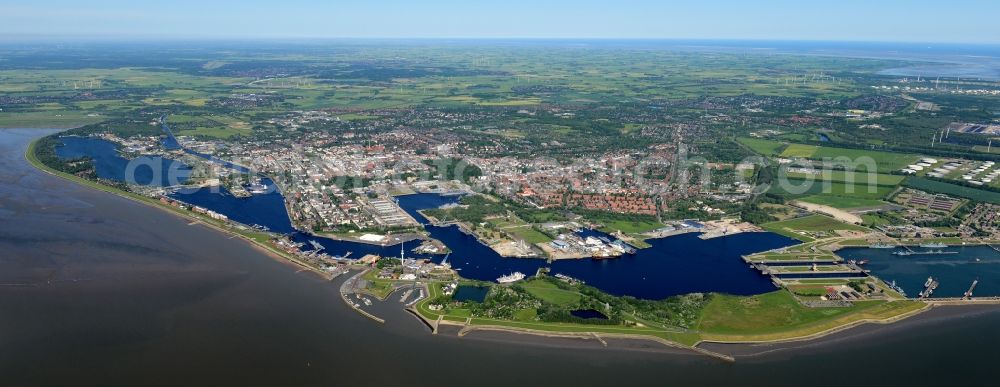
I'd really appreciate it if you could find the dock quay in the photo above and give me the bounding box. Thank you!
[339,270,386,324]
[741,255,839,265]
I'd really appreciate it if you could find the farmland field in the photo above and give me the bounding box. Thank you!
[737,137,786,156]
[783,170,904,186]
[797,195,887,209]
[768,180,894,199]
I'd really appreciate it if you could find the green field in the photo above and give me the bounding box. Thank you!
[903,177,1000,205]
[697,291,924,340]
[762,215,868,234]
[505,225,554,244]
[779,143,818,158]
[769,180,894,199]
[777,143,921,173]
[784,170,904,186]
[737,137,786,156]
[0,111,104,128]
[520,280,582,306]
[798,195,887,209]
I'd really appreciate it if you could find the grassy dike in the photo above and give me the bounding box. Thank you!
[410,280,930,357]
[24,137,332,280]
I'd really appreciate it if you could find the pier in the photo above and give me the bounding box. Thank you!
[964,279,979,300]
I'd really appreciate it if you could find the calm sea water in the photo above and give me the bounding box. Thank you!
[160,160,799,299]
[837,246,1000,297]
[56,136,191,186]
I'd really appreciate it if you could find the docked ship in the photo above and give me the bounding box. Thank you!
[496,272,526,284]
[610,239,637,254]
[247,180,269,194]
[919,277,939,298]
[894,249,956,256]
[870,242,896,249]
[888,280,907,297]
[919,242,947,248]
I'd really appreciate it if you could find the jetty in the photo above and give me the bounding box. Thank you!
[963,279,979,300]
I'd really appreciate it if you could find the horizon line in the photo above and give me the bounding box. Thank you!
[1,35,998,46]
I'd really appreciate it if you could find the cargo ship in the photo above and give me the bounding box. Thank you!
[870,243,896,249]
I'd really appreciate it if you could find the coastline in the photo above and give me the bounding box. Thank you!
[698,303,1000,358]
[23,133,1000,359]
[24,136,336,282]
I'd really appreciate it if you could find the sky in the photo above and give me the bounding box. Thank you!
[1,0,998,43]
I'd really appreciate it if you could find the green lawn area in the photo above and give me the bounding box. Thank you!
[776,143,922,173]
[697,291,926,342]
[762,215,868,233]
[505,225,554,244]
[414,281,701,346]
[779,144,819,158]
[447,308,473,318]
[170,114,253,139]
[769,181,894,200]
[520,280,582,306]
[798,195,887,209]
[697,290,917,336]
[0,111,105,128]
[513,308,538,321]
[784,170,904,186]
[737,137,785,156]
[810,146,921,172]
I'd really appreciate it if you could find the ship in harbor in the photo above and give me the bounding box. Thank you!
[610,239,637,254]
[919,242,948,249]
[893,249,957,256]
[246,177,269,194]
[888,280,907,297]
[870,242,897,249]
[496,272,526,284]
[919,276,939,298]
